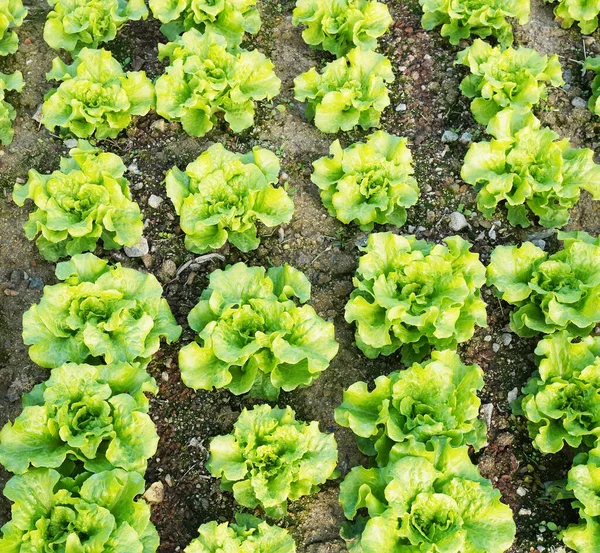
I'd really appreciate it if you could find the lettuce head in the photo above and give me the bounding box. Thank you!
[0,70,24,145]
[207,404,338,519]
[22,252,181,368]
[545,0,600,33]
[585,56,600,117]
[179,262,338,400]
[166,144,293,254]
[0,0,27,55]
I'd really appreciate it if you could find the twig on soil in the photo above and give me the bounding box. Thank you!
[174,253,225,279]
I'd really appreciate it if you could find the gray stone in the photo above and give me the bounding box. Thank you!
[572,97,588,109]
[64,138,78,149]
[531,239,546,250]
[124,237,149,257]
[441,130,459,143]
[448,211,470,231]
[143,481,164,504]
[28,277,44,290]
[395,103,407,112]
[148,194,164,208]
[459,132,472,144]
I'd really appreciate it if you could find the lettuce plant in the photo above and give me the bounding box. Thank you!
[335,349,487,465]
[0,468,159,552]
[545,0,600,34]
[179,262,338,400]
[487,233,600,337]
[585,56,600,117]
[419,0,530,46]
[0,70,24,145]
[339,440,516,553]
[311,131,419,231]
[0,363,158,475]
[562,458,600,553]
[149,0,261,46]
[185,514,295,553]
[42,48,155,139]
[156,29,280,137]
[13,140,144,261]
[0,0,27,55]
[22,253,182,369]
[207,404,338,518]
[294,47,394,133]
[457,39,564,125]
[44,0,149,53]
[292,0,392,57]
[515,332,600,454]
[345,232,487,363]
[462,110,600,228]
[166,144,293,254]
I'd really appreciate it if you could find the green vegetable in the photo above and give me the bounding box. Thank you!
[335,349,487,465]
[0,0,27,55]
[0,70,24,145]
[585,56,600,117]
[149,0,261,46]
[0,468,159,552]
[155,29,280,137]
[462,109,600,228]
[487,233,600,337]
[292,0,392,57]
[419,0,530,45]
[13,140,143,261]
[294,47,394,133]
[207,404,338,518]
[457,39,564,126]
[44,0,149,53]
[562,457,600,553]
[166,144,293,254]
[545,0,600,34]
[185,514,296,553]
[345,232,487,363]
[42,48,155,139]
[0,363,158,475]
[516,332,600,454]
[339,439,516,553]
[179,262,338,400]
[22,252,182,368]
[311,131,419,231]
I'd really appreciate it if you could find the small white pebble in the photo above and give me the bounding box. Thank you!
[507,387,519,404]
[148,194,164,208]
[517,486,528,497]
[519,508,532,516]
[492,343,500,352]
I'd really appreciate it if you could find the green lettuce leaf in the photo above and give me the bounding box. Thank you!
[335,349,487,465]
[13,140,144,261]
[419,0,530,45]
[207,404,338,519]
[166,144,293,254]
[0,468,158,553]
[0,0,27,55]
[44,0,149,53]
[546,0,600,34]
[179,262,338,400]
[42,48,155,139]
[462,109,600,228]
[312,131,419,231]
[155,29,280,137]
[184,513,296,552]
[585,56,600,117]
[345,232,487,363]
[294,47,394,133]
[487,234,600,336]
[0,70,24,145]
[22,252,181,368]
[0,363,158,474]
[292,0,392,57]
[457,39,564,125]
[149,0,261,46]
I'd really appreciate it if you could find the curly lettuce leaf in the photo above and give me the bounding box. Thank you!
[586,56,600,117]
[0,0,27,55]
[13,140,143,261]
[166,144,293,254]
[156,29,280,137]
[457,39,564,125]
[487,234,600,336]
[179,262,338,400]
[42,48,155,139]
[44,0,149,53]
[292,0,392,57]
[294,47,394,133]
[22,252,181,368]
[149,0,261,46]
[345,232,487,363]
[312,131,419,231]
[335,349,487,465]
[546,0,600,34]
[0,70,24,145]
[207,404,338,519]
